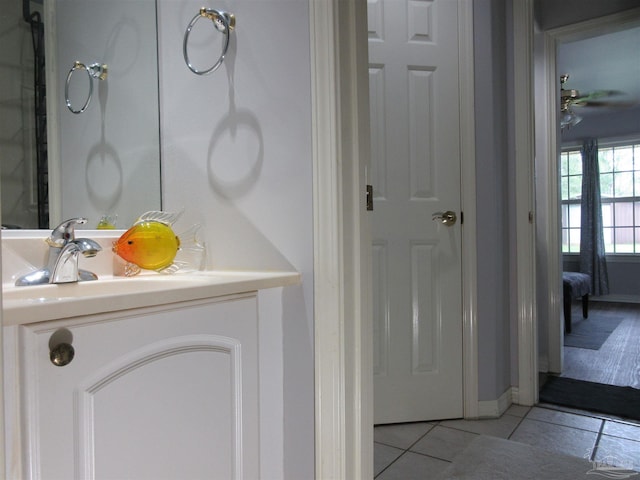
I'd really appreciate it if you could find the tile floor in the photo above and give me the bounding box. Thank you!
[374,404,640,479]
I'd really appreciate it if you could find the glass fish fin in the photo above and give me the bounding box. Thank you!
[134,208,184,226]
[124,262,142,277]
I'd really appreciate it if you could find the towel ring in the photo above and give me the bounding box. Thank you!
[183,8,235,75]
[65,61,108,114]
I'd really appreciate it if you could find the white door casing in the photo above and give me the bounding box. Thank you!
[370,0,463,423]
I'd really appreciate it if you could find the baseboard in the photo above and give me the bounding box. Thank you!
[592,294,640,304]
[477,387,513,418]
[511,387,520,405]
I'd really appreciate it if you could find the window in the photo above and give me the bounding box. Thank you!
[560,141,640,254]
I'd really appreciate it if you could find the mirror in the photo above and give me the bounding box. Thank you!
[0,0,161,230]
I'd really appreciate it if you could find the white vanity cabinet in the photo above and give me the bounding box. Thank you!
[15,293,259,480]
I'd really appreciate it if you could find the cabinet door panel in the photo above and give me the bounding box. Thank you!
[21,296,258,480]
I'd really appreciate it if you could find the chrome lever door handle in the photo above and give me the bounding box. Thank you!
[432,211,457,226]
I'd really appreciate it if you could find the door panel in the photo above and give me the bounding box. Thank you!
[370,0,463,424]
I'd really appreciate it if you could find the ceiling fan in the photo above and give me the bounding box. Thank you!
[560,74,633,130]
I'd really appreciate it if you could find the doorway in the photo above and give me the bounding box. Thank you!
[536,6,640,416]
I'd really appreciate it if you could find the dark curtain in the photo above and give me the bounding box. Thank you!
[580,138,609,296]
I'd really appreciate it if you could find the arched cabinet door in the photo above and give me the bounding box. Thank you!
[19,294,259,480]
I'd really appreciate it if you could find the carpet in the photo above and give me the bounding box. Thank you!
[564,314,623,350]
[539,376,640,421]
[435,435,607,479]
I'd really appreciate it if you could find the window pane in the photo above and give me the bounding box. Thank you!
[614,172,634,197]
[568,151,582,175]
[614,146,633,172]
[568,175,582,199]
[636,227,640,253]
[562,228,569,253]
[561,176,569,201]
[569,228,580,253]
[635,171,640,197]
[561,203,568,228]
[615,228,634,253]
[599,148,613,173]
[601,203,613,227]
[603,227,614,253]
[560,154,568,176]
[569,204,581,229]
[600,172,613,198]
[614,201,634,227]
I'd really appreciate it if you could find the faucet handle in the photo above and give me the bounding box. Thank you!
[47,218,88,247]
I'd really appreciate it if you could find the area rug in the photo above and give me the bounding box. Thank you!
[539,376,640,421]
[436,435,594,479]
[564,314,623,350]
[435,435,634,480]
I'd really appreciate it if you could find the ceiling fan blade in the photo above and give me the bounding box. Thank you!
[572,100,638,109]
[573,89,624,102]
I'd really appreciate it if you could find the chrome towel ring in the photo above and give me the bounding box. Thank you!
[183,7,236,75]
[65,61,108,114]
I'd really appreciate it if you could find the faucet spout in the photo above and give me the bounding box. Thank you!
[15,218,103,286]
[50,243,83,284]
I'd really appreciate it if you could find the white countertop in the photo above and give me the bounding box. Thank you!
[2,270,301,326]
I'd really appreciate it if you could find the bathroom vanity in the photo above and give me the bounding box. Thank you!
[2,230,300,478]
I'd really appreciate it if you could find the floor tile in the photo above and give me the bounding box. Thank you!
[595,435,640,472]
[374,422,435,449]
[509,418,598,459]
[525,406,603,432]
[439,413,522,438]
[374,443,403,477]
[505,404,530,418]
[410,426,478,462]
[376,452,450,480]
[602,420,640,442]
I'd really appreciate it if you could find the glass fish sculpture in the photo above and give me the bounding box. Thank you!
[97,214,118,229]
[112,210,204,276]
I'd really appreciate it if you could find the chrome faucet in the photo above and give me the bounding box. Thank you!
[15,218,102,286]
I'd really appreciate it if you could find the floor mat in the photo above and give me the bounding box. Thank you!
[540,376,640,421]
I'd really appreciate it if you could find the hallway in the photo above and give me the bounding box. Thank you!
[374,404,640,478]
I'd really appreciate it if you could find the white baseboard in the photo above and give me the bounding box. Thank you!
[477,388,513,418]
[592,294,640,304]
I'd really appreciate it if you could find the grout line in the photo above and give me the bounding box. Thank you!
[590,420,606,462]
[507,412,529,440]
[374,425,439,478]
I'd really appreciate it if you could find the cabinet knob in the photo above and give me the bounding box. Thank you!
[50,343,75,367]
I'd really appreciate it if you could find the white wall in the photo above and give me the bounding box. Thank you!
[157,1,314,478]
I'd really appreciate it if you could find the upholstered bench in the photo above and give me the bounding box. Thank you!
[562,272,591,334]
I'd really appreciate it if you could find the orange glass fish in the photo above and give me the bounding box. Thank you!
[112,211,201,276]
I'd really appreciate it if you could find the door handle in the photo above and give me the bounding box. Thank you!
[432,211,457,226]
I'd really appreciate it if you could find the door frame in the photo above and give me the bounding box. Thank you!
[310,0,478,477]
[540,7,640,375]
[513,0,538,407]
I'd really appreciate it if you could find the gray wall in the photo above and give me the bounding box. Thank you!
[474,0,512,403]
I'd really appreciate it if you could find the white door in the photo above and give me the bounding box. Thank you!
[370,0,463,423]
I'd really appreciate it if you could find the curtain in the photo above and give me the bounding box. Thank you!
[580,138,609,296]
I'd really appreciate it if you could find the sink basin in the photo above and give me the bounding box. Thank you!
[2,271,300,326]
